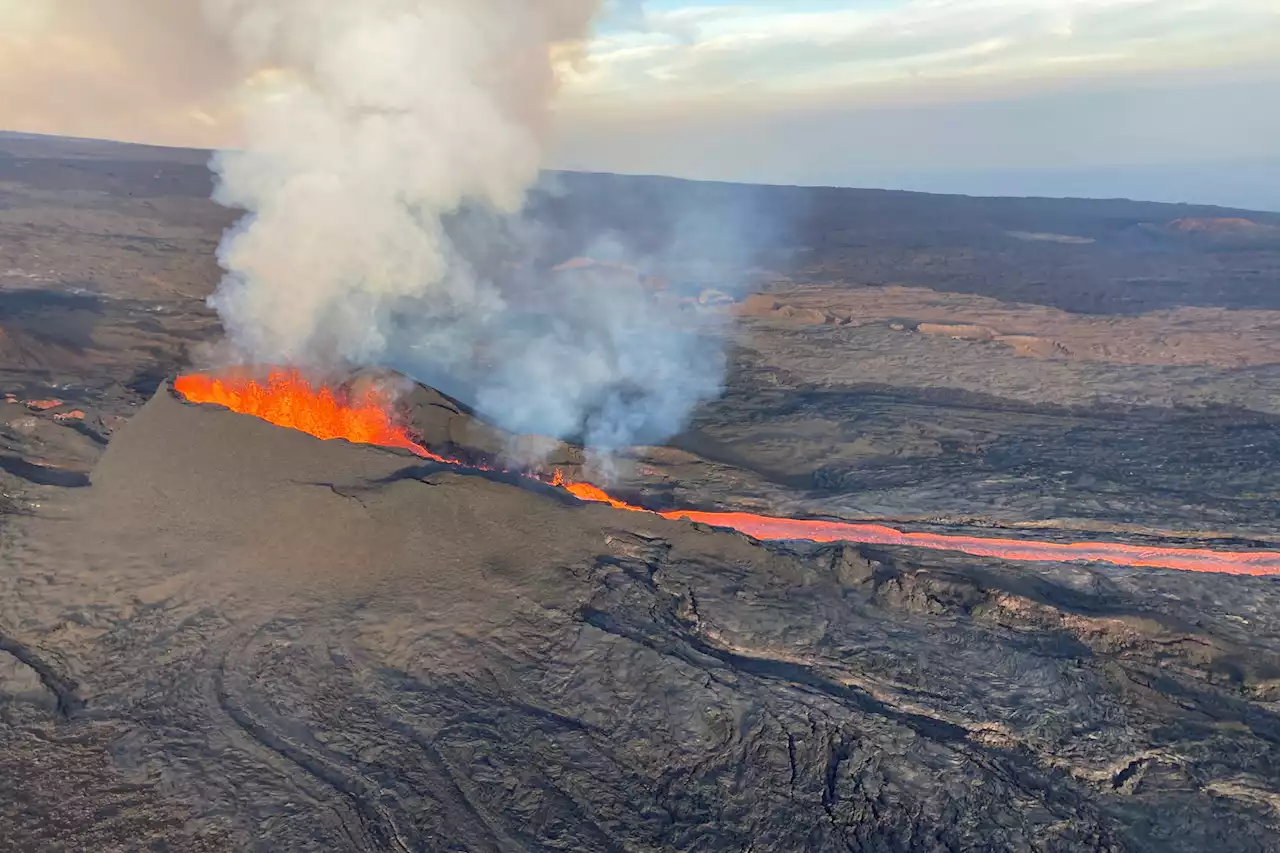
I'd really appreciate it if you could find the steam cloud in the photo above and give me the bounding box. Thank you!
[3,0,736,459]
[205,0,727,458]
[204,0,596,363]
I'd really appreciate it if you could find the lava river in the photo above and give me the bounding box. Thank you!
[173,370,1280,577]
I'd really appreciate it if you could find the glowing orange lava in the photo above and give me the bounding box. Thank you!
[549,469,635,509]
[173,369,446,461]
[173,371,1280,577]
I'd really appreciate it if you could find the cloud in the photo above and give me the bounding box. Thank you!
[549,60,1280,208]
[561,0,1280,109]
[3,0,1276,150]
[1,0,1276,212]
[0,0,243,147]
[596,0,701,42]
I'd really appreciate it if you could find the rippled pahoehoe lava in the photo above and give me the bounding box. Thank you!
[173,371,1280,577]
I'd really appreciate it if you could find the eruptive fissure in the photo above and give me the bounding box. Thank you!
[173,371,1280,577]
[173,370,439,461]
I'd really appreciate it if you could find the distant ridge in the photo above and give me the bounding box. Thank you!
[5,129,1280,216]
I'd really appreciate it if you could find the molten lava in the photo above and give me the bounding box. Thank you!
[549,469,635,509]
[173,369,445,461]
[173,371,1280,577]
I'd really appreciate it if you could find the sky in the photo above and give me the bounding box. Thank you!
[2,0,1278,209]
[552,0,1280,209]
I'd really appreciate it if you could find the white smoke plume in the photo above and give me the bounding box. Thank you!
[203,0,729,458]
[3,0,737,459]
[204,0,598,364]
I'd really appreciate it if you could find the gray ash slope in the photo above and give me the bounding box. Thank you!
[1,384,1279,851]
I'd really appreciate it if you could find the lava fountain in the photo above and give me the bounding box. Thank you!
[173,371,1280,577]
[173,369,446,461]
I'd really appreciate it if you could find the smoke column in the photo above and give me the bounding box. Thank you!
[203,0,594,363]
[0,0,731,456]
[201,0,725,458]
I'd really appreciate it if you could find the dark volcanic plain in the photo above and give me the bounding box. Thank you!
[3,132,1280,851]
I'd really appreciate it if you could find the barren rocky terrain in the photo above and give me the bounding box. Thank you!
[3,132,1280,851]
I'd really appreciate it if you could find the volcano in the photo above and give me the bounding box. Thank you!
[170,369,1280,577]
[1,375,1264,850]
[7,132,1280,851]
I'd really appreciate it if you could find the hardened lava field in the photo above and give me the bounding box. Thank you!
[3,134,1280,851]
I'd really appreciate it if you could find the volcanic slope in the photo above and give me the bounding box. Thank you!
[2,383,1280,851]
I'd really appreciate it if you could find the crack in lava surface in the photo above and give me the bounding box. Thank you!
[172,370,1280,577]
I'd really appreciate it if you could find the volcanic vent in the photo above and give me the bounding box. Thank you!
[172,368,580,471]
[86,374,604,591]
[165,369,1280,576]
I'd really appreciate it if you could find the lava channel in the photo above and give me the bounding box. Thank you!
[173,370,1280,577]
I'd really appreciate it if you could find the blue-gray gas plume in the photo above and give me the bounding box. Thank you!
[383,213,733,458]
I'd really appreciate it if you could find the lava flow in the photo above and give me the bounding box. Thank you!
[173,371,1280,577]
